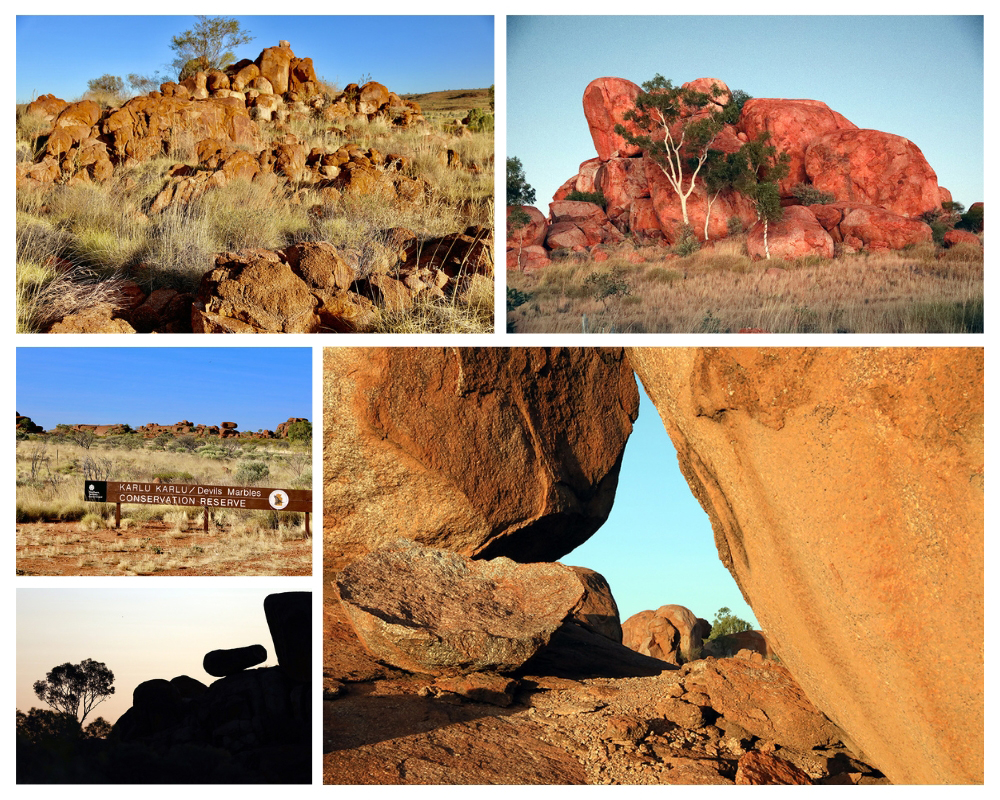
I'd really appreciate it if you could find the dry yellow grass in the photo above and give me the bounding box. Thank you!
[16,94,494,333]
[507,239,983,334]
[15,437,312,575]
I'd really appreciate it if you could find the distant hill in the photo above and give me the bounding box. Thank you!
[403,88,491,114]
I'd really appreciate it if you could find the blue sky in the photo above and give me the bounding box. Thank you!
[16,348,312,433]
[16,15,494,103]
[17,589,285,723]
[564,384,758,628]
[509,15,984,211]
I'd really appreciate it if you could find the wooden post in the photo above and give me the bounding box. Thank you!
[115,502,121,530]
[204,507,210,533]
[304,512,310,538]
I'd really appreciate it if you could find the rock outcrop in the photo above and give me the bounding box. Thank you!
[17,42,424,192]
[103,592,311,783]
[622,605,712,666]
[323,347,639,570]
[626,347,984,785]
[508,77,953,269]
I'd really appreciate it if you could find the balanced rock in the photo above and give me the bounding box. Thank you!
[582,77,643,161]
[323,347,639,569]
[334,541,589,675]
[203,644,267,677]
[626,347,984,784]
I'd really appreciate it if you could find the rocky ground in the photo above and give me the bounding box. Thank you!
[322,597,885,785]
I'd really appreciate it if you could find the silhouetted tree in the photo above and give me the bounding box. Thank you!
[16,708,81,743]
[33,659,115,726]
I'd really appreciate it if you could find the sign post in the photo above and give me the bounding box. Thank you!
[84,481,312,534]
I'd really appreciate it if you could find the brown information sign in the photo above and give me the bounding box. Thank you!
[85,481,312,513]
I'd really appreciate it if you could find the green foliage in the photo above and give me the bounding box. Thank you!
[286,420,312,444]
[719,88,752,125]
[234,460,269,485]
[488,84,495,111]
[152,470,195,483]
[958,204,983,233]
[507,206,531,235]
[920,210,950,246]
[32,658,115,725]
[671,223,701,256]
[727,216,745,236]
[585,268,631,307]
[791,183,835,205]
[465,107,494,133]
[86,74,124,96]
[506,286,531,311]
[565,189,607,209]
[506,157,536,206]
[169,16,254,80]
[707,606,753,640]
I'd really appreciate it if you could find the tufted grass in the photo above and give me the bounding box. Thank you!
[507,239,984,334]
[15,92,494,332]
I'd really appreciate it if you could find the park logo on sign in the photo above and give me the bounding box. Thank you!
[269,490,289,510]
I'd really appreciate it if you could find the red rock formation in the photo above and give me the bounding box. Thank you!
[323,348,639,570]
[582,77,643,162]
[746,205,835,260]
[627,347,984,785]
[507,205,548,249]
[738,98,857,194]
[804,129,941,217]
[622,605,710,665]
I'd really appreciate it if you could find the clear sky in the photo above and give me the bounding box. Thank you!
[563,383,758,629]
[17,588,287,724]
[16,348,311,433]
[16,15,494,104]
[508,15,984,212]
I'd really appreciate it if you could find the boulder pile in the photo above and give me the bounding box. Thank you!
[30,416,309,440]
[622,605,712,666]
[43,227,492,333]
[18,41,423,191]
[508,77,979,269]
[111,591,310,783]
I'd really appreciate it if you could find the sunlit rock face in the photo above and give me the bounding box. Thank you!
[324,347,639,570]
[627,347,984,785]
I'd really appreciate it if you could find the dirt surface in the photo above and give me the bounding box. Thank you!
[16,519,311,576]
[323,590,884,785]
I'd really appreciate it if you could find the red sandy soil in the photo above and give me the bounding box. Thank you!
[15,519,311,576]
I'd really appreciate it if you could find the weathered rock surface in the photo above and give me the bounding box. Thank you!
[323,347,638,569]
[622,605,711,666]
[804,128,941,217]
[746,205,834,260]
[334,541,588,675]
[582,77,643,161]
[626,347,984,784]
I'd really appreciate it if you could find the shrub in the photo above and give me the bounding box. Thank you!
[234,460,269,485]
[958,205,983,233]
[791,183,835,205]
[707,606,753,640]
[465,107,494,133]
[565,189,607,209]
[585,268,630,307]
[671,224,700,257]
[726,216,745,236]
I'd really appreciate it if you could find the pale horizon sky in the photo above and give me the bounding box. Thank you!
[16,348,311,433]
[16,589,288,724]
[508,15,984,213]
[564,382,758,628]
[16,15,494,104]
